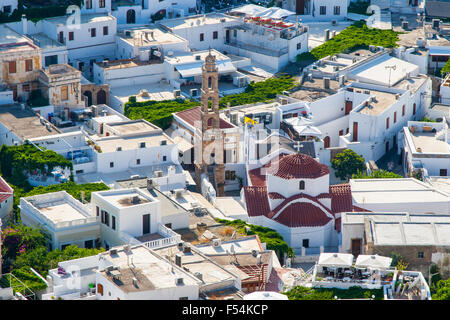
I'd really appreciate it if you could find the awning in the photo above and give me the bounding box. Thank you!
[175,62,203,78]
[284,117,322,137]
[429,47,450,56]
[318,253,354,267]
[216,61,237,74]
[355,255,392,269]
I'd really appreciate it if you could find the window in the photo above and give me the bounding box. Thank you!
[96,206,99,216]
[346,128,349,134]
[334,6,340,15]
[140,142,146,148]
[69,31,74,41]
[99,0,105,8]
[61,85,69,101]
[386,117,390,129]
[302,239,309,248]
[163,156,167,161]
[136,159,140,165]
[413,103,416,115]
[213,31,218,39]
[110,162,114,168]
[91,28,96,37]
[418,252,424,259]
[165,223,172,229]
[225,170,236,180]
[402,104,405,116]
[394,111,397,123]
[8,61,16,74]
[103,26,108,35]
[97,284,103,296]
[86,0,92,9]
[299,180,305,190]
[339,130,343,136]
[297,42,302,50]
[200,33,204,41]
[104,212,109,227]
[440,169,448,176]
[320,6,326,15]
[61,244,70,250]
[25,59,33,72]
[22,84,30,92]
[3,5,11,13]
[112,216,116,230]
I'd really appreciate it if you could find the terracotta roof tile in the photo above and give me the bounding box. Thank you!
[175,106,234,129]
[243,186,270,217]
[330,184,353,215]
[273,202,332,227]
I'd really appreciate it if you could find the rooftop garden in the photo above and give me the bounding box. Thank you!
[283,285,384,300]
[124,76,296,129]
[297,21,400,63]
[216,219,294,258]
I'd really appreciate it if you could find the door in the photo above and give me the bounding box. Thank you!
[83,90,92,107]
[296,0,305,14]
[345,100,353,115]
[353,122,358,142]
[143,214,150,235]
[97,89,107,105]
[351,238,362,257]
[225,29,230,43]
[386,141,390,153]
[126,9,136,24]
[324,136,330,148]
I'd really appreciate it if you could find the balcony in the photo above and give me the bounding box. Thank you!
[226,40,288,57]
[121,223,182,249]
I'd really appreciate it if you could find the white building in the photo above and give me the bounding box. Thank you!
[243,153,354,251]
[0,0,17,14]
[0,176,14,220]
[349,178,450,214]
[280,0,348,20]
[20,191,101,250]
[398,119,449,178]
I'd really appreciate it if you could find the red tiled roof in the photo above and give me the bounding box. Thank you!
[268,192,285,199]
[353,205,372,212]
[244,186,270,217]
[248,153,329,187]
[329,184,353,214]
[175,106,234,129]
[0,176,13,203]
[266,267,301,292]
[273,202,332,228]
[268,193,332,219]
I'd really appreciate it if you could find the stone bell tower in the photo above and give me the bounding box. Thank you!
[194,50,225,196]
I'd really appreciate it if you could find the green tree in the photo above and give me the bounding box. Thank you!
[352,169,402,179]
[432,279,450,300]
[441,60,450,76]
[331,149,365,181]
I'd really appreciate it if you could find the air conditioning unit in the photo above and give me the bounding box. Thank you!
[194,272,203,281]
[212,239,221,247]
[155,170,163,177]
[173,90,181,97]
[160,140,167,145]
[331,20,337,26]
[176,277,184,285]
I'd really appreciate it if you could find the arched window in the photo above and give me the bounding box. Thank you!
[208,76,212,89]
[97,283,104,296]
[324,136,330,148]
[299,180,305,190]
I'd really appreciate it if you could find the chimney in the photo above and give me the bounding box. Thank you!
[175,253,182,267]
[22,14,27,35]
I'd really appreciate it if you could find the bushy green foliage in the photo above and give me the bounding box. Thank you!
[421,117,437,123]
[27,89,49,108]
[432,279,450,300]
[284,286,383,300]
[441,60,450,76]
[124,98,200,130]
[297,21,400,62]
[2,224,48,261]
[218,75,295,108]
[331,149,366,181]
[0,144,72,185]
[352,169,402,179]
[216,219,294,257]
[348,0,371,15]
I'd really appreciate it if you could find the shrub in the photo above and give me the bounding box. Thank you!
[27,89,49,107]
[284,285,383,300]
[352,169,402,179]
[331,149,366,181]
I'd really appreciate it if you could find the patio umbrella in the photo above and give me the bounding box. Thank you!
[318,253,354,267]
[355,255,392,270]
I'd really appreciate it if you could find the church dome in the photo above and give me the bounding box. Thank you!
[270,153,329,179]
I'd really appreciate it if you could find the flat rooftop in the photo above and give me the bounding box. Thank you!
[394,75,429,93]
[196,235,263,256]
[96,57,163,70]
[0,24,30,45]
[159,13,239,31]
[97,189,152,208]
[29,32,66,50]
[411,131,449,153]
[164,49,231,66]
[349,55,418,87]
[118,26,187,47]
[426,177,450,196]
[106,120,162,136]
[350,178,450,204]
[100,246,198,293]
[0,104,60,140]
[356,90,398,116]
[111,82,177,103]
[45,13,115,26]
[154,244,237,286]
[214,197,248,219]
